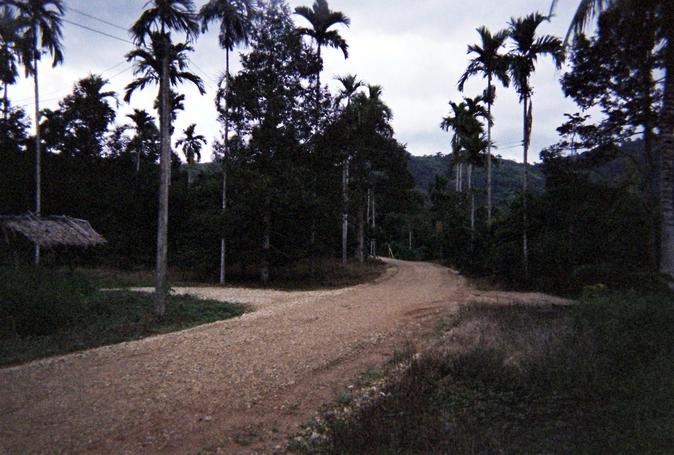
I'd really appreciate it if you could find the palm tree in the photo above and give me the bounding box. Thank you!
[176,123,206,186]
[296,1,349,270]
[0,7,21,120]
[10,0,64,265]
[458,26,510,226]
[127,109,158,173]
[360,84,393,135]
[200,0,254,285]
[552,0,674,285]
[129,0,200,317]
[60,73,117,159]
[335,74,364,265]
[335,73,363,107]
[507,12,564,278]
[353,84,393,262]
[441,96,489,237]
[295,0,349,120]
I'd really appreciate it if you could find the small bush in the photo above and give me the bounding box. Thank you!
[0,267,96,337]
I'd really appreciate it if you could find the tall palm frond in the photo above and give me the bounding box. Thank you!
[295,0,349,57]
[335,73,363,107]
[124,33,204,102]
[508,12,564,100]
[458,26,510,92]
[175,122,206,164]
[9,0,64,73]
[200,0,254,51]
[131,0,199,44]
[0,7,20,87]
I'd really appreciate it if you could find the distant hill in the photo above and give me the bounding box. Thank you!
[407,153,545,207]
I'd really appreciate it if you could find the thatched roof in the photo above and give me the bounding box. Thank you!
[0,213,106,248]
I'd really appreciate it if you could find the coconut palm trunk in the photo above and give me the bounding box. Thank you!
[155,38,171,317]
[455,164,460,191]
[32,41,41,265]
[3,82,8,120]
[468,163,475,235]
[371,191,376,256]
[486,76,493,225]
[315,45,321,117]
[309,44,321,278]
[660,33,674,285]
[220,47,230,285]
[341,159,348,265]
[357,202,364,263]
[522,95,530,279]
[260,197,270,284]
[136,144,142,173]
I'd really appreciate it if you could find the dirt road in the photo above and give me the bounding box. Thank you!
[0,259,568,454]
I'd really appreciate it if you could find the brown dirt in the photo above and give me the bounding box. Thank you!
[0,259,572,454]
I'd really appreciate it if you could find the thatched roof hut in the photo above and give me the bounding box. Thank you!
[0,213,106,249]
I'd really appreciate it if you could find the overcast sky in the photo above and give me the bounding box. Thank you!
[7,0,583,162]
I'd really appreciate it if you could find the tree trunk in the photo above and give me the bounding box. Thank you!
[220,48,230,285]
[260,197,270,284]
[154,40,171,317]
[455,163,460,192]
[468,163,475,250]
[136,145,142,173]
[645,119,660,269]
[357,202,364,263]
[33,48,41,266]
[316,45,321,124]
[639,2,660,271]
[371,191,376,257]
[522,96,530,279]
[459,162,463,193]
[309,46,322,278]
[487,76,493,226]
[366,188,371,257]
[468,163,475,238]
[660,33,674,286]
[3,81,8,121]
[341,160,349,265]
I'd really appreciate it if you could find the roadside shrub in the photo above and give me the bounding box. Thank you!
[572,265,672,294]
[0,267,95,337]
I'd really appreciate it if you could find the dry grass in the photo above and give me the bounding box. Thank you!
[294,295,674,454]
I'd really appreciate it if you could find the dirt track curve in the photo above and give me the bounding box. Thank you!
[0,259,570,454]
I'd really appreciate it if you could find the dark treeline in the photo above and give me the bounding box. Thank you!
[0,1,415,288]
[404,2,672,295]
[1,0,672,299]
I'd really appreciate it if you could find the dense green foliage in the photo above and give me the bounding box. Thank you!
[300,293,674,454]
[401,4,670,295]
[407,147,669,294]
[0,1,414,286]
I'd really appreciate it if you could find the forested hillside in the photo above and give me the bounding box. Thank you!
[407,153,545,206]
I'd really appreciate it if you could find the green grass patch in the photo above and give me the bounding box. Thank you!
[77,258,387,291]
[0,268,244,366]
[297,291,674,454]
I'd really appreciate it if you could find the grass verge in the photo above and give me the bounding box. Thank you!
[78,258,388,290]
[0,268,244,366]
[292,291,674,454]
